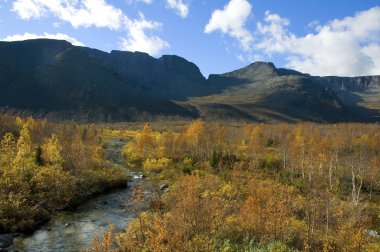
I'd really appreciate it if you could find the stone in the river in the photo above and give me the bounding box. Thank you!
[364,229,380,238]
[159,184,169,191]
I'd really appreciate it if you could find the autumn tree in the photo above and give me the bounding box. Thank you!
[239,179,296,243]
[0,133,16,172]
[12,122,35,180]
[136,123,156,159]
[42,134,63,167]
[184,119,207,160]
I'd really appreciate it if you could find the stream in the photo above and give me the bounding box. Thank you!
[10,139,153,252]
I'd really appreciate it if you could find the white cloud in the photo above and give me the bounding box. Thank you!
[255,7,380,76]
[12,0,44,19]
[11,0,169,55]
[120,13,169,55]
[2,32,84,46]
[12,0,124,29]
[204,0,253,51]
[362,44,380,74]
[257,11,290,52]
[166,0,189,18]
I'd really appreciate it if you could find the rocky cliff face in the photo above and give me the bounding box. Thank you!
[105,51,208,100]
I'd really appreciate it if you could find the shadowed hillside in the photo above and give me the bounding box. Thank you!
[0,39,198,121]
[1,39,380,122]
[191,62,380,122]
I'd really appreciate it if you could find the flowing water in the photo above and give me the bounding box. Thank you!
[10,139,153,252]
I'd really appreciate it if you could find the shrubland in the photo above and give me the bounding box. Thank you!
[1,115,379,250]
[89,120,380,251]
[0,115,128,233]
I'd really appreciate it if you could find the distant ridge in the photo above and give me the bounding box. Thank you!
[0,39,379,123]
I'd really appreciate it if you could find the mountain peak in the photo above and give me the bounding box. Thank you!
[220,61,278,82]
[159,54,186,60]
[248,61,276,69]
[110,50,151,57]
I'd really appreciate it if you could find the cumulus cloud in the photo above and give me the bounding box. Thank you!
[2,32,84,46]
[204,0,253,51]
[255,7,380,76]
[120,13,169,55]
[166,0,189,18]
[11,0,169,55]
[58,0,124,30]
[12,0,124,29]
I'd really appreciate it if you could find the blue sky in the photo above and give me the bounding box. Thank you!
[1,0,380,77]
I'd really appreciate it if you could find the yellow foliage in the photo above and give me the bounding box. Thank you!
[365,241,380,252]
[87,224,116,252]
[239,179,296,242]
[32,166,76,204]
[42,134,63,167]
[219,183,234,197]
[185,119,205,145]
[13,123,33,169]
[143,157,173,173]
[182,156,193,166]
[122,141,143,167]
[136,123,156,158]
[0,133,16,171]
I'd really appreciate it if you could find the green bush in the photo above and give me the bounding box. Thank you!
[181,165,193,175]
[259,153,282,171]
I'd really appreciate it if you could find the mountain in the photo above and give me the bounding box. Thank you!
[0,39,198,121]
[0,39,379,123]
[104,51,212,100]
[192,62,380,122]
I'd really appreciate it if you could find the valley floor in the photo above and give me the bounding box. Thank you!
[1,115,379,251]
[88,121,380,252]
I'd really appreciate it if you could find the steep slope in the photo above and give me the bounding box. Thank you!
[321,76,380,116]
[0,39,198,121]
[0,39,72,86]
[105,51,209,100]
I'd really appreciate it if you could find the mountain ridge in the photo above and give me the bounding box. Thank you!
[0,39,379,123]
